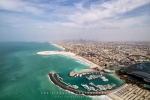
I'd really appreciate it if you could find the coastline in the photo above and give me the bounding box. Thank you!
[50,42,65,50]
[36,51,100,69]
[49,42,99,68]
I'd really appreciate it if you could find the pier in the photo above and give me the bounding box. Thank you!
[69,68,103,77]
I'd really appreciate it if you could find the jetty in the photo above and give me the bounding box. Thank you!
[69,68,102,77]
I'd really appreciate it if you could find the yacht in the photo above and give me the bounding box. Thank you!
[71,85,79,89]
[79,74,82,77]
[81,84,90,91]
[101,76,108,81]
[106,84,112,89]
[111,83,116,87]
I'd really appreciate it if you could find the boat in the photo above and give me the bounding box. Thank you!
[101,76,108,81]
[107,84,112,89]
[71,85,79,89]
[89,82,94,86]
[111,83,116,87]
[81,84,90,91]
[101,85,106,90]
[89,86,97,91]
[79,74,82,77]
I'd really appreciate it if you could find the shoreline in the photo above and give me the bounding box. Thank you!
[50,42,65,50]
[48,42,101,68]
[36,51,101,69]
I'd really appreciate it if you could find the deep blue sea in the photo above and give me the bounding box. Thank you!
[0,42,122,100]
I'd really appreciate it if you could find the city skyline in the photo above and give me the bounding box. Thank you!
[0,0,150,42]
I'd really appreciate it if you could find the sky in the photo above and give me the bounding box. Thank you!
[0,0,150,42]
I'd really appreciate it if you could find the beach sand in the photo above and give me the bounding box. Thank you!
[50,42,65,50]
[36,51,100,69]
[49,42,100,68]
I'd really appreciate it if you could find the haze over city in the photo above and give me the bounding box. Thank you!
[0,0,150,41]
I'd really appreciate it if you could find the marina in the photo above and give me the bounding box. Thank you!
[49,71,120,96]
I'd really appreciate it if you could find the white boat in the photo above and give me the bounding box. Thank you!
[101,86,106,90]
[81,84,90,91]
[89,82,94,86]
[79,74,82,77]
[111,83,116,87]
[107,84,112,89]
[89,86,97,91]
[101,76,108,81]
[71,85,79,89]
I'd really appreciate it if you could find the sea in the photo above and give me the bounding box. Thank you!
[0,42,123,100]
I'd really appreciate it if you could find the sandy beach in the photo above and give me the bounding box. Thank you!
[72,54,100,69]
[36,51,100,69]
[50,42,65,50]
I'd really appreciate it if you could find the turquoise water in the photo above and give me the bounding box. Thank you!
[0,42,122,100]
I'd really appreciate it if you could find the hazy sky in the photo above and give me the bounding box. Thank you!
[0,0,150,42]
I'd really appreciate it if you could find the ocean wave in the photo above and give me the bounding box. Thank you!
[57,55,90,67]
[75,60,90,66]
